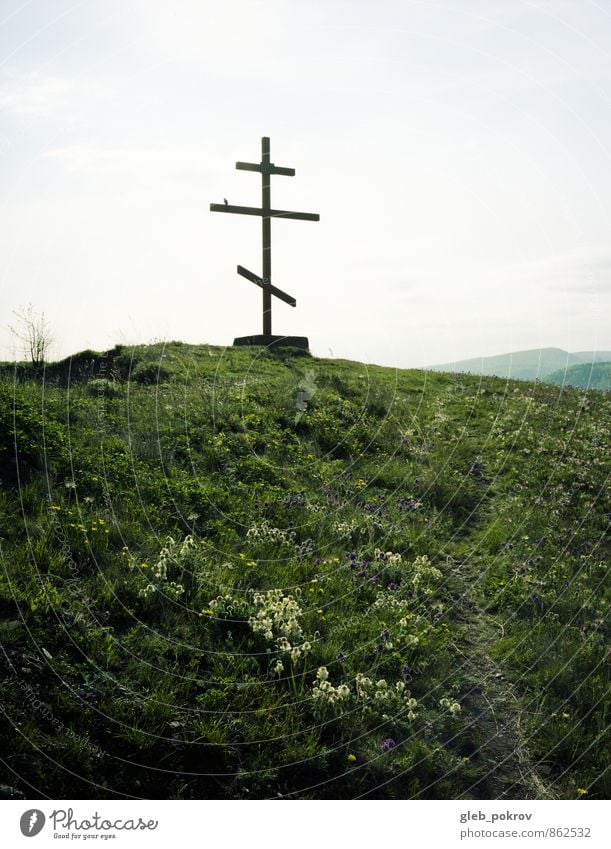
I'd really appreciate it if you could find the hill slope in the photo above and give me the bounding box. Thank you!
[0,343,608,800]
[544,361,611,391]
[427,347,611,382]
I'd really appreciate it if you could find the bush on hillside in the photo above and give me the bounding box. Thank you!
[130,361,172,385]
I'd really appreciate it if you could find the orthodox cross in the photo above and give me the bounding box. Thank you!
[210,136,319,345]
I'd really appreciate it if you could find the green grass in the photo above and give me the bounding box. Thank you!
[0,342,608,799]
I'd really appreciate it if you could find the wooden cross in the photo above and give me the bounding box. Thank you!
[210,136,319,343]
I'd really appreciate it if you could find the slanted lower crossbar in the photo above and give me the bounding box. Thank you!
[237,265,296,307]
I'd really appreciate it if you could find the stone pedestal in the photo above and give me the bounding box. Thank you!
[233,334,309,350]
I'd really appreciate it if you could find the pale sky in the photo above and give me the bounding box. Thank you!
[1,0,610,368]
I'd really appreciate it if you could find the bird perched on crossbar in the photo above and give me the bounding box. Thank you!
[224,198,228,205]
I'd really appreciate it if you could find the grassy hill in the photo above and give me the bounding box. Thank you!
[544,362,611,392]
[428,347,611,382]
[0,342,608,800]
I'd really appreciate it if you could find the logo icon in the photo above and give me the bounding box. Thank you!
[20,809,46,837]
[295,369,318,424]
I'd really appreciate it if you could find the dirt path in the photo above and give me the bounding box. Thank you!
[447,559,556,800]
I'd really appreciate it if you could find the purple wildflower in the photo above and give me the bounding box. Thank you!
[388,582,398,592]
[336,651,346,664]
[380,628,391,641]
[381,738,396,752]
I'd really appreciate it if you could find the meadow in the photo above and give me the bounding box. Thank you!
[0,342,608,799]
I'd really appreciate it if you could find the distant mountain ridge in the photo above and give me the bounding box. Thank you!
[426,347,611,383]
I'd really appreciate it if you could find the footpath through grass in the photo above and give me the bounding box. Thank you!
[0,342,608,799]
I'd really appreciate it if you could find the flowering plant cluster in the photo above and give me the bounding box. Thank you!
[332,518,361,538]
[129,535,194,601]
[354,673,421,720]
[374,548,403,565]
[372,590,411,613]
[311,666,351,708]
[153,534,194,579]
[138,581,185,600]
[310,664,433,729]
[248,589,312,664]
[366,554,444,652]
[410,555,442,592]
[440,697,462,716]
[207,592,248,619]
[246,522,296,546]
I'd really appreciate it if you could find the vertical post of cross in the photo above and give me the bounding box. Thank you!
[261,137,272,338]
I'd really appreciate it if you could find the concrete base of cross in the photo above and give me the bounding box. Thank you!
[233,334,309,350]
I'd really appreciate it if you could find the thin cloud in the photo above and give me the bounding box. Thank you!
[43,143,225,184]
[0,71,79,117]
[506,248,611,294]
